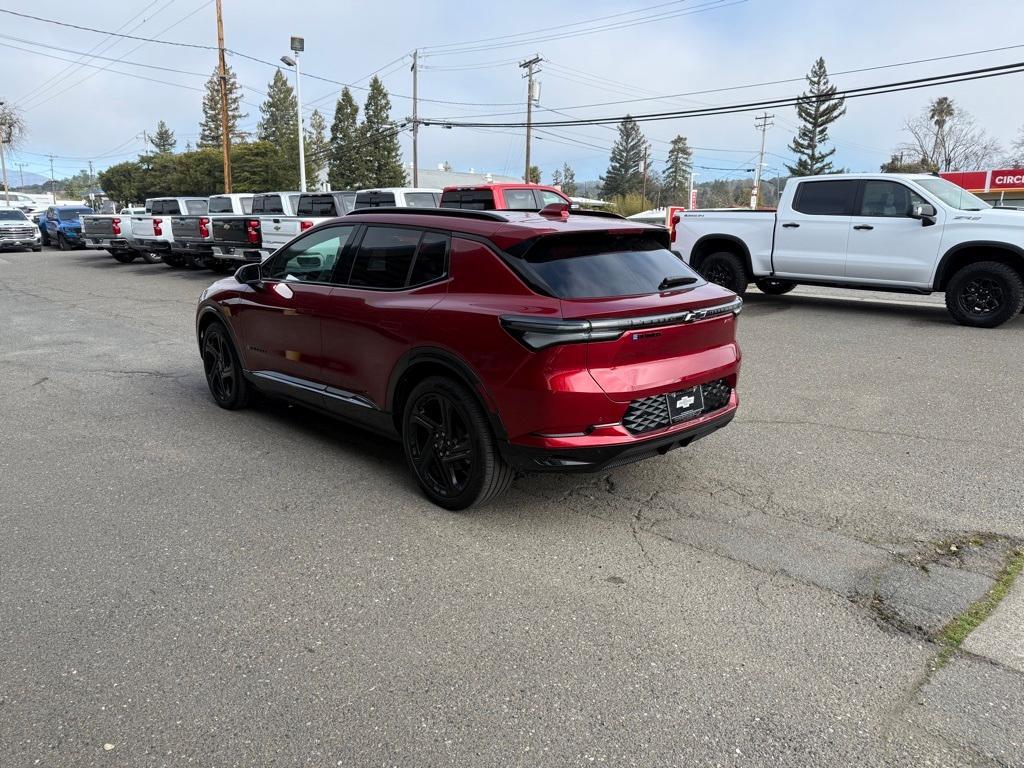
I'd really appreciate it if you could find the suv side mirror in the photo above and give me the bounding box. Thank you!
[910,202,937,225]
[235,262,262,287]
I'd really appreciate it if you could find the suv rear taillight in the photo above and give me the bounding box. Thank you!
[246,219,261,244]
[111,217,121,236]
[152,217,163,236]
[199,217,210,238]
[300,220,314,232]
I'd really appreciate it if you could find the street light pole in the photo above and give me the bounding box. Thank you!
[283,36,306,192]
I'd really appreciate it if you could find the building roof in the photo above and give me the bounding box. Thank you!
[410,167,523,189]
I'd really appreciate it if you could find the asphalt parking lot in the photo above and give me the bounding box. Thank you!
[2,247,1022,767]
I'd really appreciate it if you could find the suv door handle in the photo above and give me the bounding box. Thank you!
[853,224,874,230]
[781,223,800,228]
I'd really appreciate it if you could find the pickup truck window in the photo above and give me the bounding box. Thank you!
[858,181,925,218]
[792,180,857,216]
[913,177,991,211]
[404,192,439,208]
[208,196,252,214]
[518,232,697,299]
[185,200,208,215]
[354,191,396,209]
[0,209,28,221]
[58,207,92,220]
[505,189,540,210]
[440,190,496,210]
[253,195,284,214]
[297,195,340,217]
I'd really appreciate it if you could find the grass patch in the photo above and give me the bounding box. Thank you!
[935,547,1024,667]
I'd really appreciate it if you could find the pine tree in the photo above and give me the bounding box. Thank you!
[662,135,692,203]
[258,69,300,189]
[198,65,248,148]
[304,109,329,190]
[550,168,563,187]
[359,76,406,188]
[786,58,846,176]
[328,87,363,190]
[528,165,541,184]
[601,116,649,198]
[149,120,176,154]
[560,163,577,196]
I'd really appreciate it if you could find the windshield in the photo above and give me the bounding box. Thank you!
[515,231,699,299]
[913,177,991,211]
[0,209,28,221]
[59,208,92,220]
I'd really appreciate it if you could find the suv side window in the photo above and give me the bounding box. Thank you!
[348,227,422,289]
[505,188,539,210]
[858,180,926,217]
[409,232,449,286]
[262,225,356,283]
[792,180,858,216]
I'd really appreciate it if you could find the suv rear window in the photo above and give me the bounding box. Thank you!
[354,191,396,209]
[792,180,857,216]
[515,232,697,299]
[440,190,496,210]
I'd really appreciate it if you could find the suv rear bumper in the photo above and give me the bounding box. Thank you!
[502,402,736,473]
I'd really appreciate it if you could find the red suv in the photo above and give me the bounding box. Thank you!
[196,206,742,509]
[440,183,571,211]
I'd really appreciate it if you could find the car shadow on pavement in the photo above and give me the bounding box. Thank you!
[741,292,961,326]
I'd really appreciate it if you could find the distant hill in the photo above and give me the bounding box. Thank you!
[10,171,51,189]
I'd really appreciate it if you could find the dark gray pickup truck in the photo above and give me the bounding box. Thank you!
[168,193,253,270]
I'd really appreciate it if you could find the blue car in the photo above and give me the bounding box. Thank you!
[40,205,93,250]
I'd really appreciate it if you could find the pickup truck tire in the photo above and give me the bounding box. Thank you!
[202,322,251,410]
[57,233,69,251]
[755,278,797,295]
[40,231,50,247]
[945,261,1024,328]
[112,251,136,264]
[698,252,748,296]
[140,251,162,264]
[162,253,186,268]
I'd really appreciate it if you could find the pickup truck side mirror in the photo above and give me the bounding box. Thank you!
[235,262,262,287]
[910,202,937,225]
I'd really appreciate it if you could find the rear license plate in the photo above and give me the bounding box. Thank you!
[666,386,704,424]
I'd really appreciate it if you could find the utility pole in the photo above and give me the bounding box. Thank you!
[520,55,542,183]
[411,49,418,187]
[16,162,25,188]
[48,155,56,204]
[88,160,95,209]
[215,0,233,192]
[751,112,774,209]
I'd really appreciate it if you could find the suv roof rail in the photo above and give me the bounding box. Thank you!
[570,209,625,220]
[347,206,510,222]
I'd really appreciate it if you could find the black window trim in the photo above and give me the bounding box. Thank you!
[333,223,451,292]
[792,179,859,217]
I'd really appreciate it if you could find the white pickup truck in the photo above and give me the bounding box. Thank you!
[131,197,208,258]
[168,193,253,271]
[673,173,1024,327]
[81,207,150,262]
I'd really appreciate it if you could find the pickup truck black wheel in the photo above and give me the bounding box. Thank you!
[40,231,50,247]
[32,246,42,253]
[112,251,136,264]
[699,251,748,296]
[140,251,162,264]
[162,253,186,268]
[945,261,1024,328]
[57,233,69,251]
[755,278,796,295]
[202,323,251,410]
[402,376,513,511]
[209,259,234,274]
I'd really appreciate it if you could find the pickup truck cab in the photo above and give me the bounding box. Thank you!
[211,191,300,263]
[353,188,441,209]
[82,207,147,262]
[132,197,208,256]
[40,205,94,250]
[674,173,1024,327]
[439,183,570,211]
[169,193,253,270]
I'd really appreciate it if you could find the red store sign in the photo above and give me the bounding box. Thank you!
[941,169,1024,193]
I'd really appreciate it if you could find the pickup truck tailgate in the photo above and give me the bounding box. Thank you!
[213,217,259,247]
[171,216,206,242]
[82,217,114,237]
[260,216,303,253]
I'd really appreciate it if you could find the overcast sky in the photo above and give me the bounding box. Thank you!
[3,0,1023,186]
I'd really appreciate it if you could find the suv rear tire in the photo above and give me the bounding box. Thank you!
[698,251,748,296]
[945,261,1024,328]
[202,323,251,410]
[402,376,513,510]
[755,278,796,295]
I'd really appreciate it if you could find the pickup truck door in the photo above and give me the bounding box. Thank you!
[772,179,857,278]
[844,179,943,288]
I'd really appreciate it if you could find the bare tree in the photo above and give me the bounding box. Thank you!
[0,103,28,202]
[894,98,1001,171]
[1010,126,1024,168]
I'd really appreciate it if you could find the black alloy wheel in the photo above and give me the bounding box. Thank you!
[202,324,250,409]
[698,251,748,296]
[945,261,1024,328]
[402,377,514,510]
[407,391,474,502]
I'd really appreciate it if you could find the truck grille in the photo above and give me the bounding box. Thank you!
[1,227,37,238]
[621,379,733,435]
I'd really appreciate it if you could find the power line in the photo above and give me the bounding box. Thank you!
[420,60,1024,128]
